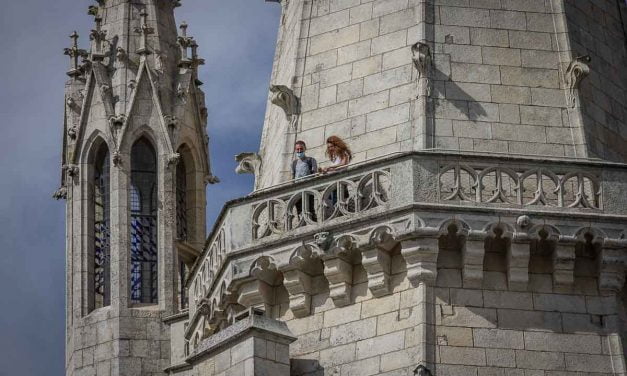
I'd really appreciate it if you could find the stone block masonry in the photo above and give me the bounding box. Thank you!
[256,0,627,189]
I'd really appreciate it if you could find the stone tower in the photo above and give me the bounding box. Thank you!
[56,0,216,374]
[253,0,627,189]
[60,1,627,376]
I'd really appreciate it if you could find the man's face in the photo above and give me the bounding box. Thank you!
[295,144,305,153]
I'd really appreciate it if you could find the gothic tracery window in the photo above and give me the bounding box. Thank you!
[93,144,111,310]
[130,138,158,304]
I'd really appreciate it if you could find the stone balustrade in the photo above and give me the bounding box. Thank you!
[182,151,627,353]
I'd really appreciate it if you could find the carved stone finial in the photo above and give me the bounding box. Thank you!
[87,5,99,16]
[190,39,205,69]
[565,55,591,108]
[178,22,194,67]
[90,17,108,61]
[270,85,300,129]
[135,9,154,56]
[53,186,68,200]
[63,31,88,77]
[235,153,262,177]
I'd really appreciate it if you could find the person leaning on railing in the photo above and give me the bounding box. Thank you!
[319,135,352,174]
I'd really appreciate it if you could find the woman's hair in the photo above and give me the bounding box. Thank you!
[325,136,352,161]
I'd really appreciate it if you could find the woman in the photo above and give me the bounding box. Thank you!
[319,136,352,174]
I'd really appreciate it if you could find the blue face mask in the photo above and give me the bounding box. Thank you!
[296,151,305,158]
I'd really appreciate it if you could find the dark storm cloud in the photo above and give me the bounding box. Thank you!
[0,1,280,374]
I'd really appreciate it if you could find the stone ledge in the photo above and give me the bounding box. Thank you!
[186,309,297,364]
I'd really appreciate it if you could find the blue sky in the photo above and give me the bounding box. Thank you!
[0,1,280,374]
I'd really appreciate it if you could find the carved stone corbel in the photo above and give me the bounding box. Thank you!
[323,236,356,307]
[597,240,627,295]
[361,227,397,297]
[237,256,279,312]
[508,240,530,291]
[401,237,439,286]
[270,85,300,129]
[282,245,322,318]
[553,237,577,287]
[235,152,262,177]
[462,233,486,289]
[565,55,591,108]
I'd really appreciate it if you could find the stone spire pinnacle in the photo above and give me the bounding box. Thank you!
[63,31,87,77]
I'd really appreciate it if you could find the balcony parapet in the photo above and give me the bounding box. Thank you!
[183,151,627,349]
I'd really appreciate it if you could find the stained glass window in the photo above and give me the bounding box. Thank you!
[130,138,158,304]
[94,145,110,310]
[176,158,188,241]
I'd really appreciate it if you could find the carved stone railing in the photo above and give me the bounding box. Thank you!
[252,168,391,239]
[439,163,601,209]
[184,151,627,340]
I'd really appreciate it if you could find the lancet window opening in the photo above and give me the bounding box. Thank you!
[130,138,158,304]
[176,158,188,241]
[93,144,111,310]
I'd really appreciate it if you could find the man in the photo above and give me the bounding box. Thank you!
[291,141,318,222]
[292,140,317,180]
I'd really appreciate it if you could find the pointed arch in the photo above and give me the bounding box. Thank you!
[130,137,159,304]
[87,136,111,313]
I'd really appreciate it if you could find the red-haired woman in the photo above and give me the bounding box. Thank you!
[319,135,352,174]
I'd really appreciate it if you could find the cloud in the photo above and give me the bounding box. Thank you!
[0,1,280,374]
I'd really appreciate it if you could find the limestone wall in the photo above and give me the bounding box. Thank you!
[278,252,626,375]
[256,0,627,189]
[563,0,627,162]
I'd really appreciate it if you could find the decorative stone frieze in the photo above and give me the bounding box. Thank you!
[439,162,602,209]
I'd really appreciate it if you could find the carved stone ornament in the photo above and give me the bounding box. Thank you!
[53,186,68,200]
[516,215,531,229]
[565,55,591,108]
[204,174,220,185]
[414,365,433,376]
[270,85,300,129]
[67,126,78,140]
[411,42,432,79]
[63,164,79,179]
[63,31,88,77]
[167,153,181,167]
[235,152,262,176]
